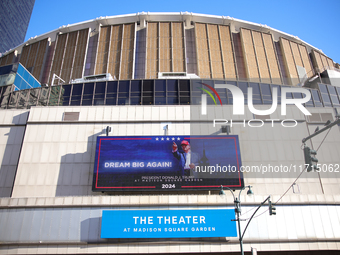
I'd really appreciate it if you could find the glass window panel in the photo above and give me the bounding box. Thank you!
[61,85,72,97]
[95,82,106,94]
[311,90,323,107]
[118,98,129,105]
[179,80,190,91]
[107,81,118,93]
[249,83,262,104]
[167,97,178,105]
[155,80,166,91]
[105,97,117,105]
[49,86,61,106]
[191,96,201,105]
[330,95,340,106]
[292,93,303,98]
[83,83,94,95]
[143,80,154,93]
[71,100,81,106]
[155,97,166,105]
[131,80,141,92]
[271,85,281,104]
[305,89,314,107]
[119,81,130,93]
[17,90,28,108]
[260,83,272,104]
[327,85,337,95]
[237,82,248,104]
[82,94,92,100]
[60,85,72,106]
[321,94,332,106]
[155,92,166,97]
[131,98,141,105]
[142,96,153,105]
[180,97,190,105]
[318,83,328,93]
[131,80,141,97]
[180,91,190,97]
[72,84,83,97]
[28,88,39,106]
[191,80,203,93]
[8,91,19,108]
[336,87,340,97]
[167,80,178,92]
[168,92,178,97]
[39,87,49,101]
[214,80,229,105]
[81,100,92,106]
[94,94,105,99]
[93,98,104,105]
[61,97,70,106]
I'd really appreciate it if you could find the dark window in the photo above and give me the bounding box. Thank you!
[237,82,247,105]
[118,81,130,105]
[327,85,340,106]
[130,80,141,105]
[38,87,50,106]
[27,88,39,107]
[271,85,281,104]
[8,91,19,108]
[260,84,272,104]
[82,83,93,105]
[142,80,154,105]
[201,80,215,105]
[60,85,72,106]
[249,83,262,104]
[305,89,314,107]
[155,80,166,105]
[72,83,83,106]
[106,81,118,105]
[94,82,106,105]
[179,80,190,105]
[214,80,228,105]
[190,80,202,105]
[311,90,323,107]
[167,80,178,105]
[318,84,332,107]
[17,90,28,108]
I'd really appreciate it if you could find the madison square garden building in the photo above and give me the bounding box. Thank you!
[0,12,340,255]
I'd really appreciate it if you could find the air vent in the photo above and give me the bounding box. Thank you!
[160,72,186,77]
[63,112,80,121]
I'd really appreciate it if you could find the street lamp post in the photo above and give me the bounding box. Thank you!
[219,185,271,255]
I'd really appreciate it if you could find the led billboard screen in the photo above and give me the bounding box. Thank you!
[92,135,244,192]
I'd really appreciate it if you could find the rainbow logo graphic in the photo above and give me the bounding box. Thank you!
[198,83,223,106]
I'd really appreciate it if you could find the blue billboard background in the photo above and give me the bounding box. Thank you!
[92,135,244,191]
[101,209,237,238]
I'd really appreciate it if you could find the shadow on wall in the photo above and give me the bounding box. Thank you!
[55,128,106,197]
[0,112,28,197]
[80,216,102,242]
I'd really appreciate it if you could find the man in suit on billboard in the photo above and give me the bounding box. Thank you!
[172,140,200,176]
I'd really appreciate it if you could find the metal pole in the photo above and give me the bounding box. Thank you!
[224,186,245,255]
[235,198,244,255]
[302,118,340,143]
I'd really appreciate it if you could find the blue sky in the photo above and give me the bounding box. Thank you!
[25,0,340,64]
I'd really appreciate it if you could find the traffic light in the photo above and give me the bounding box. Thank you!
[303,146,319,172]
[269,200,276,216]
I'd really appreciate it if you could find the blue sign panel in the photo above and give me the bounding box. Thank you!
[101,209,237,238]
[92,135,244,192]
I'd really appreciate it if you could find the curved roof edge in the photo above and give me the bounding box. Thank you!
[2,12,324,57]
